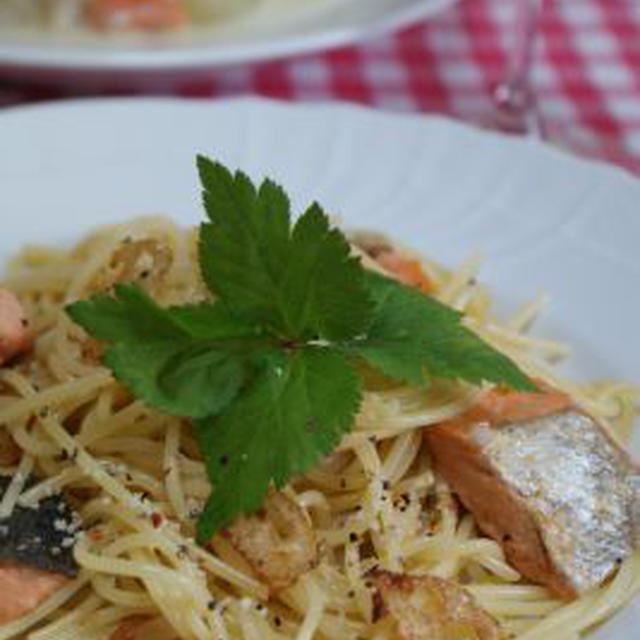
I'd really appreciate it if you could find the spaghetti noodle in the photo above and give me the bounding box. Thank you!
[0,216,637,640]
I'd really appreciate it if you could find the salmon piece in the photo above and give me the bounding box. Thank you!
[348,231,434,293]
[376,251,434,294]
[371,570,503,640]
[0,289,31,366]
[110,616,147,640]
[0,563,69,624]
[425,384,638,598]
[222,490,318,591]
[86,0,187,31]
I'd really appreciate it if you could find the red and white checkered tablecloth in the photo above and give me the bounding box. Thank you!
[2,0,640,173]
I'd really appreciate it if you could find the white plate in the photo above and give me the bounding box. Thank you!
[0,0,454,72]
[0,97,638,637]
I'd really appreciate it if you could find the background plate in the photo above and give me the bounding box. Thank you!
[0,97,638,636]
[0,0,455,72]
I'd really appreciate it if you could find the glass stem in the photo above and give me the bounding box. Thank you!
[493,0,543,135]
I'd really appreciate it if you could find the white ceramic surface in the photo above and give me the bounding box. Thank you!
[0,0,455,72]
[0,97,638,637]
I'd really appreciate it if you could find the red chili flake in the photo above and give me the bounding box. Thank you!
[371,590,385,622]
[151,512,163,528]
[88,528,104,541]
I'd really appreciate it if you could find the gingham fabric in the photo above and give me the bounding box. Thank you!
[2,0,640,173]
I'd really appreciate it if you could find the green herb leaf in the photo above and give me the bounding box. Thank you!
[197,157,373,340]
[193,347,361,540]
[67,285,253,419]
[352,272,536,391]
[65,156,535,540]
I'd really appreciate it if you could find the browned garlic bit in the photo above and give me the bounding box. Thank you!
[223,490,318,591]
[425,385,639,599]
[370,570,503,640]
[348,230,394,259]
[92,238,173,294]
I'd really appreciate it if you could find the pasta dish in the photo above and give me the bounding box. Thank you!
[0,163,638,640]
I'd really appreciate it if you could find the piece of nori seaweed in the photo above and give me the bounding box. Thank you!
[0,474,78,576]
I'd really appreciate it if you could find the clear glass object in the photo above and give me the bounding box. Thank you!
[491,0,633,168]
[492,0,543,136]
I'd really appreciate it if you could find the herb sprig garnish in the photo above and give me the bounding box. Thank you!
[67,157,534,541]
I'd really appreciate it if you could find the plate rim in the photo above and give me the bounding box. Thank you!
[0,95,638,639]
[1,93,637,187]
[0,0,455,71]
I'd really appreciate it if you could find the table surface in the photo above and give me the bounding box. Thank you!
[1,0,639,175]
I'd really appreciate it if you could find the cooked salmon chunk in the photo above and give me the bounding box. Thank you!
[0,563,69,624]
[110,616,147,640]
[0,289,31,366]
[425,386,638,598]
[371,570,503,640]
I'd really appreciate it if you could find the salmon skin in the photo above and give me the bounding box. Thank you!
[0,475,79,577]
[425,387,638,598]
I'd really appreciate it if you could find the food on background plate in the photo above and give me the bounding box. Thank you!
[0,0,299,32]
[0,157,637,639]
[86,0,189,31]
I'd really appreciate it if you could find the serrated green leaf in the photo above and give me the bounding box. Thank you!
[352,272,536,391]
[197,157,372,340]
[281,203,374,340]
[194,347,361,540]
[67,285,253,419]
[167,301,261,340]
[197,157,291,332]
[67,283,185,344]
